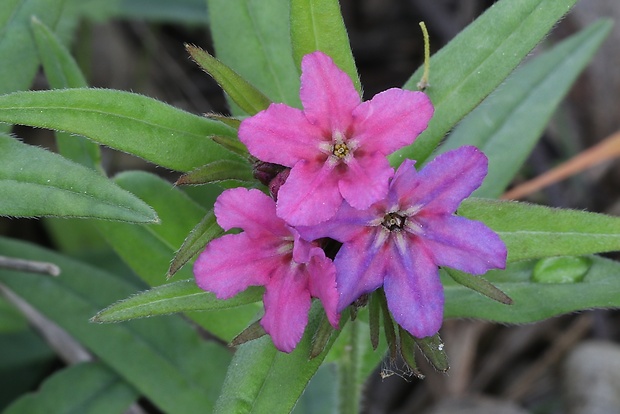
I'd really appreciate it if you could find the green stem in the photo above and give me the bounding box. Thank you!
[338,318,360,414]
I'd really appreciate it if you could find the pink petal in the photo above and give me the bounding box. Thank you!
[384,237,444,338]
[307,253,340,328]
[299,51,361,135]
[417,215,507,274]
[296,201,376,243]
[193,233,278,299]
[276,159,343,226]
[397,147,488,215]
[339,152,393,210]
[352,89,433,155]
[238,103,323,166]
[261,265,312,353]
[333,230,387,311]
[214,188,288,238]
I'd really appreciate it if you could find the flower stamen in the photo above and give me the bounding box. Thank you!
[332,143,350,159]
[382,212,406,232]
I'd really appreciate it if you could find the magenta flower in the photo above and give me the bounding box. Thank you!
[298,147,507,338]
[239,51,434,226]
[193,187,339,352]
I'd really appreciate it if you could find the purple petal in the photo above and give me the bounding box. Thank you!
[239,103,323,166]
[339,152,393,210]
[276,159,343,226]
[261,265,312,353]
[384,236,444,338]
[299,51,361,135]
[397,147,488,215]
[193,233,279,298]
[334,230,388,311]
[417,215,507,274]
[214,188,288,238]
[296,201,376,243]
[307,253,340,328]
[352,89,433,155]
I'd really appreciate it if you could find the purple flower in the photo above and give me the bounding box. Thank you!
[298,147,507,338]
[193,187,339,352]
[239,51,434,226]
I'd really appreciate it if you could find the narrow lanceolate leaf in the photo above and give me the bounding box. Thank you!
[207,0,301,110]
[215,304,341,414]
[445,268,512,305]
[413,334,449,372]
[438,20,613,198]
[176,160,254,186]
[187,44,272,115]
[390,0,579,166]
[460,198,620,262]
[168,211,224,278]
[211,134,250,157]
[205,113,242,129]
[30,16,102,171]
[92,280,264,323]
[290,0,361,93]
[0,237,232,414]
[443,255,620,324]
[3,362,138,414]
[398,327,424,379]
[0,134,157,223]
[0,89,238,172]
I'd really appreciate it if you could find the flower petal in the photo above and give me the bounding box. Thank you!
[352,89,433,155]
[276,159,343,226]
[334,230,387,311]
[384,236,444,338]
[296,201,375,243]
[307,253,340,328]
[339,152,393,210]
[215,188,288,238]
[261,265,312,353]
[417,215,507,274]
[193,233,277,298]
[239,103,322,166]
[396,146,487,214]
[300,51,360,135]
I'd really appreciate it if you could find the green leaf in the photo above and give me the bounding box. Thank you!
[207,0,301,111]
[532,256,592,284]
[168,211,223,278]
[413,333,448,373]
[187,44,272,115]
[30,15,102,171]
[460,198,620,262]
[0,89,238,172]
[444,255,620,324]
[438,20,613,198]
[92,280,263,323]
[214,303,340,414]
[176,160,254,186]
[0,237,232,414]
[116,0,207,24]
[4,362,138,414]
[290,0,360,93]
[0,134,157,223]
[445,268,512,305]
[390,0,579,166]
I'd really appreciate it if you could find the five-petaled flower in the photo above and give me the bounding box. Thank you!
[193,187,340,353]
[298,146,507,338]
[239,51,434,226]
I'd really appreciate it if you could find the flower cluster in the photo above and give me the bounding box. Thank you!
[193,51,507,352]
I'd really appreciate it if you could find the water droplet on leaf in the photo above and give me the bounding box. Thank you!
[532,256,592,284]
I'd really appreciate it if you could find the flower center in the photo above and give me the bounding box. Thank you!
[332,143,350,159]
[382,212,406,232]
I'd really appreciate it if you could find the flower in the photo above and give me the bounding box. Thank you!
[193,187,339,352]
[298,146,507,338]
[239,51,434,226]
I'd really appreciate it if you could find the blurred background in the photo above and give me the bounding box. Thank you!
[2,0,620,413]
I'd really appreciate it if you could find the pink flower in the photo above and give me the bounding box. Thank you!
[239,51,434,226]
[298,147,507,338]
[193,187,339,352]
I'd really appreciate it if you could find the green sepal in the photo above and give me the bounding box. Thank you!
[186,44,272,115]
[445,268,512,305]
[205,113,242,129]
[167,211,223,278]
[368,291,381,350]
[310,312,335,359]
[378,289,397,361]
[176,160,254,186]
[414,333,449,373]
[211,134,250,158]
[230,319,267,347]
[397,327,425,379]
